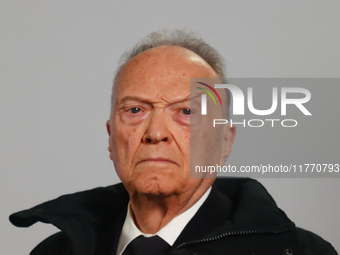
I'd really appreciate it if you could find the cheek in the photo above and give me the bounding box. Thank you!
[112,124,141,161]
[190,121,222,164]
[173,125,190,154]
[111,126,142,184]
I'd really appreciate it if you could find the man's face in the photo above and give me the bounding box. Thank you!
[107,46,235,199]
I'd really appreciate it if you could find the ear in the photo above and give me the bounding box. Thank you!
[106,120,113,161]
[220,123,236,164]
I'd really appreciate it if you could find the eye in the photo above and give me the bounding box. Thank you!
[182,109,191,115]
[129,107,141,114]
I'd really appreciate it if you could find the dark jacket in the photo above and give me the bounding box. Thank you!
[10,178,337,255]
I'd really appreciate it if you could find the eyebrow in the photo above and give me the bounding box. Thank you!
[117,94,200,106]
[117,96,151,105]
[190,93,204,101]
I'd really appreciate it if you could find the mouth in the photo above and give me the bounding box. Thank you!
[138,158,177,165]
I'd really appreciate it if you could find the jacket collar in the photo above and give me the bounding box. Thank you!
[10,178,294,255]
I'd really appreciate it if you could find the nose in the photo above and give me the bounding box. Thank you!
[142,110,172,144]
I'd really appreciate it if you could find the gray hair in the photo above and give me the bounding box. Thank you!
[111,29,230,118]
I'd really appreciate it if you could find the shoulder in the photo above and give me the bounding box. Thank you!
[10,183,129,255]
[30,232,72,255]
[295,227,338,255]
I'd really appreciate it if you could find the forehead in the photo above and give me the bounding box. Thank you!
[114,46,219,101]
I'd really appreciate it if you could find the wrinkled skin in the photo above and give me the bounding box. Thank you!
[106,46,235,233]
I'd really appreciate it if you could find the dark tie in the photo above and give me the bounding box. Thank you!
[126,235,171,255]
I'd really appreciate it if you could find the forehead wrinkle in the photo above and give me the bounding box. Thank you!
[160,92,191,105]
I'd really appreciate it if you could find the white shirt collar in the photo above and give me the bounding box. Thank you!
[117,187,211,255]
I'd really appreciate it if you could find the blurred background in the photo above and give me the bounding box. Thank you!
[1,1,339,253]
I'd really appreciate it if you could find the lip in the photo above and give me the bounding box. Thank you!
[138,158,177,165]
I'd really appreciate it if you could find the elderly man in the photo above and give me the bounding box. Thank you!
[10,30,337,255]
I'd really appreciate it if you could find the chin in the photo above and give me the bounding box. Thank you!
[134,174,179,197]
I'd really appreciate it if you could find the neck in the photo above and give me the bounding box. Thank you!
[129,184,211,234]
